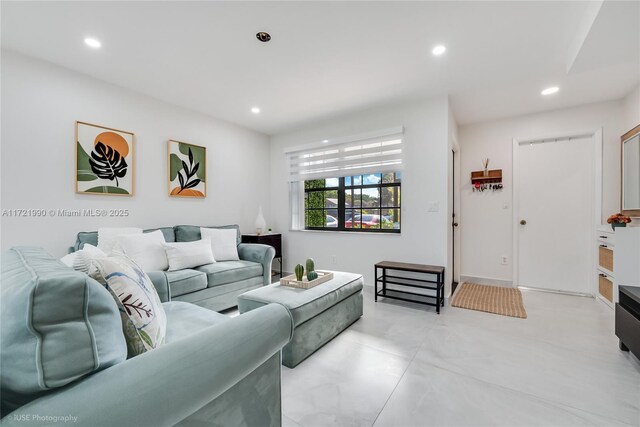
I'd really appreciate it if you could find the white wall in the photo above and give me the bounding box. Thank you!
[623,85,639,132]
[459,99,627,283]
[269,98,451,290]
[1,51,270,257]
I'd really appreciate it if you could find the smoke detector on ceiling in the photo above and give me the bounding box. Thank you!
[256,32,271,42]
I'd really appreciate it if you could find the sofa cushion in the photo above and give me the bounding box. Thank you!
[68,243,107,273]
[162,301,230,343]
[237,271,363,326]
[165,269,208,297]
[201,227,240,261]
[196,261,263,287]
[115,230,169,271]
[163,240,216,271]
[0,247,126,414]
[97,227,142,253]
[90,255,167,358]
[174,224,241,246]
[73,227,176,252]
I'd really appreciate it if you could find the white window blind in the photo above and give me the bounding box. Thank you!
[285,126,404,182]
[289,181,305,230]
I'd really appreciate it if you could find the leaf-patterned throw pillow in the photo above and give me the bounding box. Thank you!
[89,255,167,357]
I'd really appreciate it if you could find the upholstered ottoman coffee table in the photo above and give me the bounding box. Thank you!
[238,271,363,368]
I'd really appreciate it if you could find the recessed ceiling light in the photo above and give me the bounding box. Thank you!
[256,32,271,43]
[541,86,559,95]
[432,45,446,56]
[251,107,261,114]
[84,37,101,48]
[322,140,329,143]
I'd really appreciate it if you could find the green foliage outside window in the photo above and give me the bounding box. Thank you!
[305,179,325,228]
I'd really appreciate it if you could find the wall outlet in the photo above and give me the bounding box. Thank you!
[501,255,508,265]
[331,255,338,265]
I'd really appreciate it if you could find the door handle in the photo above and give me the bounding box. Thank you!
[452,222,459,227]
[520,220,527,225]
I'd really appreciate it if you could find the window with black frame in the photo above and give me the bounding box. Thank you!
[305,172,401,232]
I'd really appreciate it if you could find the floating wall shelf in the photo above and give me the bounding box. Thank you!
[471,169,502,184]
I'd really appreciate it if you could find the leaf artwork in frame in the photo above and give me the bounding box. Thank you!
[168,140,206,198]
[76,122,134,196]
[89,142,128,186]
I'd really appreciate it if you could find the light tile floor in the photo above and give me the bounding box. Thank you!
[280,286,640,427]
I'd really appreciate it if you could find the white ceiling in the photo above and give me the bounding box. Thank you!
[2,1,638,135]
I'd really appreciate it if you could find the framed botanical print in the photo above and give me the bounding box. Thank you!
[76,121,134,195]
[168,140,206,198]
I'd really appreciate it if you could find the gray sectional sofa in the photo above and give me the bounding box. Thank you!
[1,246,293,426]
[71,224,275,312]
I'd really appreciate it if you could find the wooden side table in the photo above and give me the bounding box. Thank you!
[241,233,282,277]
[374,261,445,314]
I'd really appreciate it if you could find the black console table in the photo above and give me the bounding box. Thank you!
[374,261,445,314]
[241,233,282,277]
[616,285,640,357]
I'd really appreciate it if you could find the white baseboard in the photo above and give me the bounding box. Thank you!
[459,275,513,288]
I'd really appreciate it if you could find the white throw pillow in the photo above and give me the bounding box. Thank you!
[90,254,167,357]
[97,227,143,254]
[163,239,215,271]
[200,228,240,261]
[73,244,108,274]
[60,252,77,267]
[116,230,169,271]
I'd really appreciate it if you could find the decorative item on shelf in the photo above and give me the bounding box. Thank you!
[482,158,490,177]
[76,121,134,196]
[268,227,273,233]
[255,206,267,235]
[295,264,304,281]
[471,168,503,192]
[473,182,502,192]
[607,213,632,230]
[168,140,206,198]
[473,182,503,192]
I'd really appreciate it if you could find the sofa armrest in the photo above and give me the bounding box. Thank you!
[237,243,275,286]
[1,303,293,427]
[146,271,171,302]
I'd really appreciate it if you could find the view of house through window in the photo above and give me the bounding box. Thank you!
[304,172,401,232]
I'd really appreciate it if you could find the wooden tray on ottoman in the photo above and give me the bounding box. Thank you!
[280,271,334,289]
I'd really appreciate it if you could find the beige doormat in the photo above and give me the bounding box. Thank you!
[451,282,527,319]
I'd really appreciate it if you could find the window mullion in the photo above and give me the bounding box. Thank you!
[338,177,346,230]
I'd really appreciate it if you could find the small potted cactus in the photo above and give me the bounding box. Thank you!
[305,258,317,281]
[306,258,315,274]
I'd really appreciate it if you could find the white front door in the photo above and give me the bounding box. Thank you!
[516,135,594,294]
